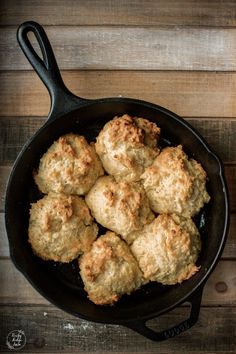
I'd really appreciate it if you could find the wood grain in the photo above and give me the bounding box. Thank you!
[188,119,236,164]
[0,259,48,305]
[0,213,8,258]
[2,27,236,71]
[225,166,236,212]
[0,117,45,164]
[0,306,235,353]
[0,116,235,164]
[1,0,236,26]
[0,259,235,306]
[1,71,236,118]
[0,166,8,210]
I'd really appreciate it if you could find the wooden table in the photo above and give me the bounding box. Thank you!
[0,1,236,353]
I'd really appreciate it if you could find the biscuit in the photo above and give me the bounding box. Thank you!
[79,232,143,305]
[95,114,160,182]
[28,193,98,262]
[34,133,104,195]
[141,145,210,217]
[85,175,154,244]
[131,214,201,285]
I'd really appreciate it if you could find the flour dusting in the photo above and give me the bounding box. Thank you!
[63,323,75,331]
[80,322,92,331]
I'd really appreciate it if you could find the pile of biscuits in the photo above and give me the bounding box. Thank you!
[29,114,210,305]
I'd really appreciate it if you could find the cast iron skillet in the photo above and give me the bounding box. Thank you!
[5,21,229,341]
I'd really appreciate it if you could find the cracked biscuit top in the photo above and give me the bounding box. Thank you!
[28,193,98,262]
[85,175,154,244]
[141,145,210,217]
[34,133,104,195]
[79,231,144,305]
[131,214,201,285]
[95,114,160,182]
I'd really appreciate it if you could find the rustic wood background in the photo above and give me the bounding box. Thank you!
[0,1,236,353]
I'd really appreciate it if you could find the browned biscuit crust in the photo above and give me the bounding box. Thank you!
[85,175,154,244]
[34,133,104,195]
[28,193,98,262]
[79,232,143,305]
[141,145,210,217]
[95,114,160,182]
[131,214,201,285]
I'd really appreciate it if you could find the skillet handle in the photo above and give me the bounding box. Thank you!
[17,21,87,119]
[125,285,204,341]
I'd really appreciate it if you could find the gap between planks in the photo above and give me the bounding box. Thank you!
[4,24,236,30]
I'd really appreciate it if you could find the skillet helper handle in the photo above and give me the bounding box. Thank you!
[17,21,86,118]
[125,285,204,341]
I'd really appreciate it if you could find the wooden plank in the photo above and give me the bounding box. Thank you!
[1,0,236,27]
[0,259,235,306]
[0,212,235,258]
[1,71,236,118]
[0,213,8,257]
[225,165,236,213]
[0,116,235,164]
[0,166,8,210]
[0,259,48,305]
[0,305,235,353]
[0,352,177,354]
[187,119,236,164]
[0,117,45,164]
[2,27,236,71]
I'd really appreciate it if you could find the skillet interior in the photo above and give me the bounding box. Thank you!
[5,99,228,323]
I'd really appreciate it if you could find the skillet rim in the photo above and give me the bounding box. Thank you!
[5,96,229,324]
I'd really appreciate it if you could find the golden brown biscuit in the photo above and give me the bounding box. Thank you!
[85,175,154,244]
[141,145,210,217]
[95,114,160,182]
[28,193,98,262]
[34,133,104,195]
[79,232,143,305]
[131,214,201,285]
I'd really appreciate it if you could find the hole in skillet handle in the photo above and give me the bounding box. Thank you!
[16,21,90,120]
[124,284,204,341]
